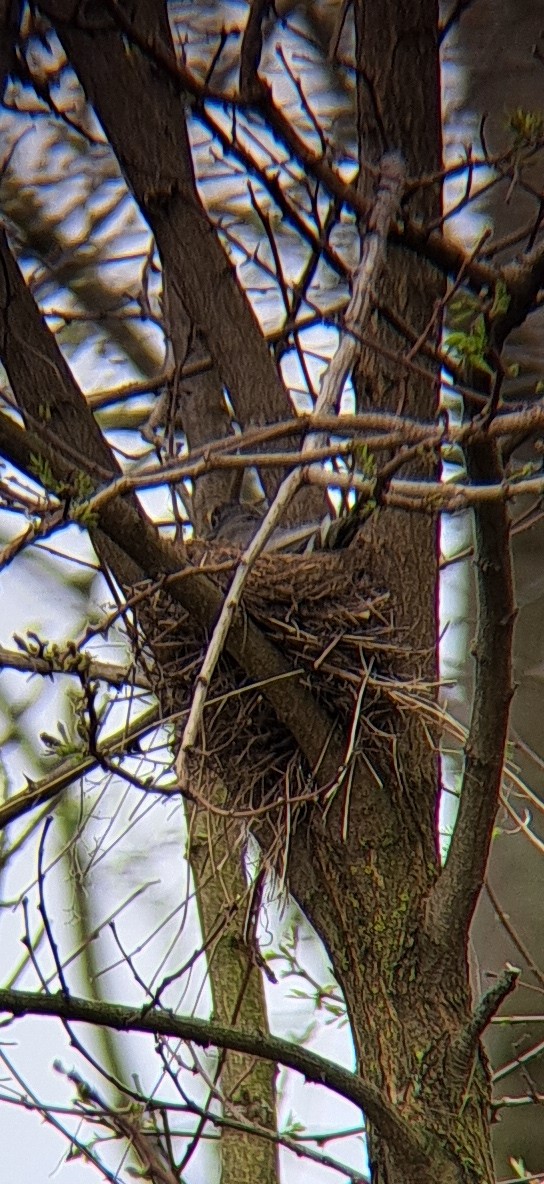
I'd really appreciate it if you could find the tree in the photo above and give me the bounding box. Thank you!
[0,2,543,1182]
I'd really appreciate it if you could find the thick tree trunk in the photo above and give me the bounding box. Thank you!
[287,4,497,1181]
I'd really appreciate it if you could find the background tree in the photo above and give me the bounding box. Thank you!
[0,3,543,1184]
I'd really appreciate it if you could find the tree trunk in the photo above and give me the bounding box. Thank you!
[287,4,497,1180]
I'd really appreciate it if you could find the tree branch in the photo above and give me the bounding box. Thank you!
[239,0,269,96]
[81,0,499,292]
[0,643,149,690]
[0,218,351,791]
[0,408,348,790]
[0,0,19,84]
[0,700,160,831]
[425,241,544,951]
[426,441,515,949]
[0,985,436,1182]
[175,151,406,779]
[40,0,321,516]
[57,1060,369,1184]
[69,403,544,476]
[449,967,520,1095]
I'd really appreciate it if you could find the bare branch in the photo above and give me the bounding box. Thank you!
[94,0,500,291]
[0,408,347,791]
[449,967,520,1095]
[0,642,149,689]
[0,985,437,1183]
[0,701,160,832]
[427,437,515,949]
[313,152,406,447]
[41,0,306,507]
[0,0,19,83]
[239,0,269,96]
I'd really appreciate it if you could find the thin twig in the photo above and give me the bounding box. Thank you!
[0,643,147,689]
[37,817,69,996]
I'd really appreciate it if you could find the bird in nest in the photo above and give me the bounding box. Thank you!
[206,498,372,552]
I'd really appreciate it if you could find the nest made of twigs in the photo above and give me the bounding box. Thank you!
[134,537,435,836]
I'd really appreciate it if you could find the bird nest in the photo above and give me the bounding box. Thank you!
[137,540,435,840]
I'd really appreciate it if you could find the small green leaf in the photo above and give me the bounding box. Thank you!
[507,107,544,146]
[448,292,481,328]
[29,453,55,489]
[445,315,493,377]
[66,1143,84,1161]
[353,441,377,479]
[489,280,510,321]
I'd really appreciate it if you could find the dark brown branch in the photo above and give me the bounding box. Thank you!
[427,442,515,950]
[0,231,119,478]
[0,985,436,1182]
[57,1066,181,1184]
[239,0,269,96]
[0,0,19,83]
[0,408,347,790]
[86,401,544,468]
[426,237,544,951]
[0,643,147,688]
[53,0,500,294]
[59,1060,369,1184]
[449,967,520,1093]
[40,0,320,516]
[0,701,160,831]
[95,6,528,321]
[0,217,346,786]
[200,104,347,279]
[466,967,520,1039]
[246,77,494,289]
[37,817,69,995]
[499,240,544,342]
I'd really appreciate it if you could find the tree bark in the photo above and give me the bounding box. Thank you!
[188,796,278,1182]
[285,4,498,1181]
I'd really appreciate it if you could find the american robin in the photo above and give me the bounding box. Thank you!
[207,497,374,552]
[207,502,265,546]
[206,502,320,552]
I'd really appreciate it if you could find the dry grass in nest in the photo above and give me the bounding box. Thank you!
[138,540,435,843]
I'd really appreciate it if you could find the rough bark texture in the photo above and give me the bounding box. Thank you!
[0,233,278,1181]
[189,796,278,1182]
[284,4,495,1182]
